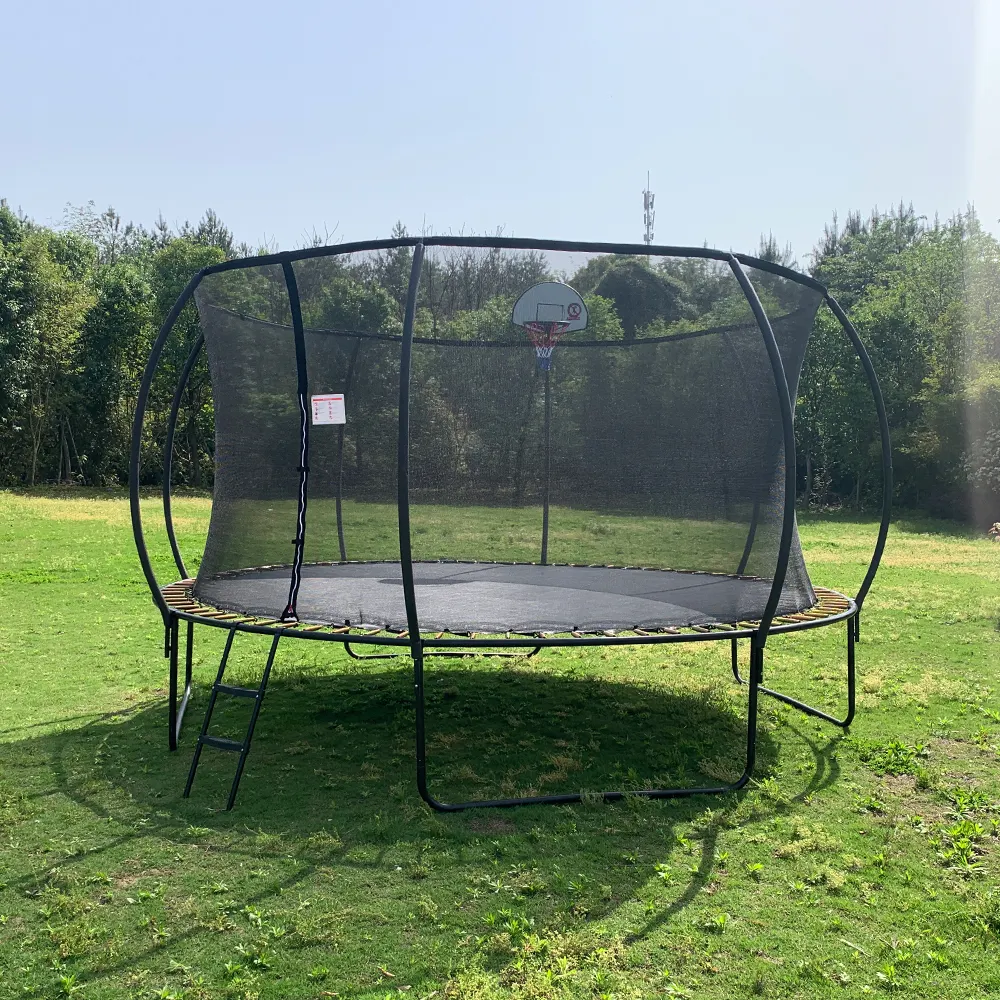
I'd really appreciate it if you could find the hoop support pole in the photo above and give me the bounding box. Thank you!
[541,366,552,565]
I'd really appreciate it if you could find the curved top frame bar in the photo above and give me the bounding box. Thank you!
[131,236,891,632]
[198,236,763,277]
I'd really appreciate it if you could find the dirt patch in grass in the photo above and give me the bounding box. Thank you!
[112,862,175,889]
[930,737,972,760]
[468,817,518,835]
[878,773,948,817]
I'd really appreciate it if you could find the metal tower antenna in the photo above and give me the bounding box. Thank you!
[642,171,655,245]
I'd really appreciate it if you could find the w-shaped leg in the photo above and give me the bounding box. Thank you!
[413,640,763,811]
[731,618,855,729]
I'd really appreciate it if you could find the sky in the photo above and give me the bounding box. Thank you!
[3,0,998,267]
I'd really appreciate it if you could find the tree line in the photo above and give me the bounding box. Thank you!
[0,200,997,523]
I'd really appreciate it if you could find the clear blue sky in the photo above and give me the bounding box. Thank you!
[3,0,997,265]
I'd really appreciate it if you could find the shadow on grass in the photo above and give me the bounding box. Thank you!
[29,662,776,829]
[2,663,835,994]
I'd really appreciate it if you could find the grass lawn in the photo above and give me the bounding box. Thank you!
[0,488,999,998]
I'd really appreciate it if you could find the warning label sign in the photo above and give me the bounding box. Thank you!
[311,394,346,425]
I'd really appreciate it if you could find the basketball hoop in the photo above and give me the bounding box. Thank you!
[511,282,589,371]
[523,321,570,371]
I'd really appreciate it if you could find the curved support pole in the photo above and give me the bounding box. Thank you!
[823,294,892,611]
[726,257,797,645]
[163,333,204,579]
[397,244,426,644]
[280,261,310,622]
[130,270,206,620]
[393,245,435,804]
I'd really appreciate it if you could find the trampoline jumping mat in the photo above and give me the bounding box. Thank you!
[193,562,813,633]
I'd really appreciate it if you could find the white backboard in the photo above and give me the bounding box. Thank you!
[511,281,588,332]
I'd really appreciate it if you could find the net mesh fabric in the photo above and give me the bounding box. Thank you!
[194,264,299,583]
[191,246,822,633]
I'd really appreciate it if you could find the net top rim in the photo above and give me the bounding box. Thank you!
[193,235,830,298]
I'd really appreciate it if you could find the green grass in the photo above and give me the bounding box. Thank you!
[215,496,762,576]
[1,488,999,998]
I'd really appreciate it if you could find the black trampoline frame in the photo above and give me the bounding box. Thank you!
[130,236,892,811]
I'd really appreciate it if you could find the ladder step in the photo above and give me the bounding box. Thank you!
[185,632,281,810]
[215,683,260,699]
[200,735,244,752]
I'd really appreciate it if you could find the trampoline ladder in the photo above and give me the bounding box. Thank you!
[184,631,280,810]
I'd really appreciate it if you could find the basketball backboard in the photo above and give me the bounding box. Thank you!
[511,281,589,333]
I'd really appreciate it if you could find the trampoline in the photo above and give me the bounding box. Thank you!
[129,236,891,811]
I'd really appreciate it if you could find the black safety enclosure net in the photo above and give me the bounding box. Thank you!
[189,244,822,634]
[132,236,892,811]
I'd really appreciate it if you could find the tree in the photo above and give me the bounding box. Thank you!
[142,239,226,487]
[594,259,684,340]
[74,260,151,483]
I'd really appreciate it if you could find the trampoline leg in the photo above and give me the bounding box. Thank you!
[185,620,194,690]
[167,616,194,751]
[174,620,194,746]
[344,642,398,661]
[743,641,763,780]
[168,615,179,751]
[844,618,856,727]
[730,637,740,682]
[424,645,543,660]
[413,642,431,804]
[733,616,856,729]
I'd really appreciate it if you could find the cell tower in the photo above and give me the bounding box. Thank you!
[642,172,655,245]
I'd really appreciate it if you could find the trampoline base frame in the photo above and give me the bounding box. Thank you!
[344,641,542,662]
[163,594,859,811]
